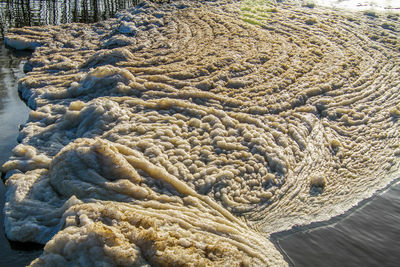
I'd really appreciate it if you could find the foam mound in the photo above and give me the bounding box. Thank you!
[2,0,400,265]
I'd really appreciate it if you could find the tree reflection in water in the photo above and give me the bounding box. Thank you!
[0,0,138,37]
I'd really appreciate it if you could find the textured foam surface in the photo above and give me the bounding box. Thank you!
[2,0,400,265]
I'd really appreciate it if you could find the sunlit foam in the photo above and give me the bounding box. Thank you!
[311,0,400,11]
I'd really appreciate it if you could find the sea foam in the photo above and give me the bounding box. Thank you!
[2,0,400,265]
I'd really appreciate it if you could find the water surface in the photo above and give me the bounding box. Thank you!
[0,0,138,36]
[0,40,41,267]
[275,180,400,267]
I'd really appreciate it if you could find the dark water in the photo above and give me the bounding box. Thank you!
[0,41,42,267]
[0,0,138,37]
[0,1,399,266]
[274,180,400,267]
[0,43,30,167]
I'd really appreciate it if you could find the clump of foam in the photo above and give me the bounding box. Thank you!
[5,35,42,50]
[2,145,51,173]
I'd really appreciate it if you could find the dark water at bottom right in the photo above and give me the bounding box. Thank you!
[275,180,400,267]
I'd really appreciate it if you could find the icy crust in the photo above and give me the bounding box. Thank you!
[2,0,400,266]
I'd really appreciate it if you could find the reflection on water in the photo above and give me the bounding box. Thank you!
[0,41,30,166]
[275,180,400,267]
[0,0,138,37]
[0,40,41,267]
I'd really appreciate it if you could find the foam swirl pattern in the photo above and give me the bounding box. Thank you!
[2,0,400,265]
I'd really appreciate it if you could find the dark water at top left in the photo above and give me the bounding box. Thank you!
[0,0,138,37]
